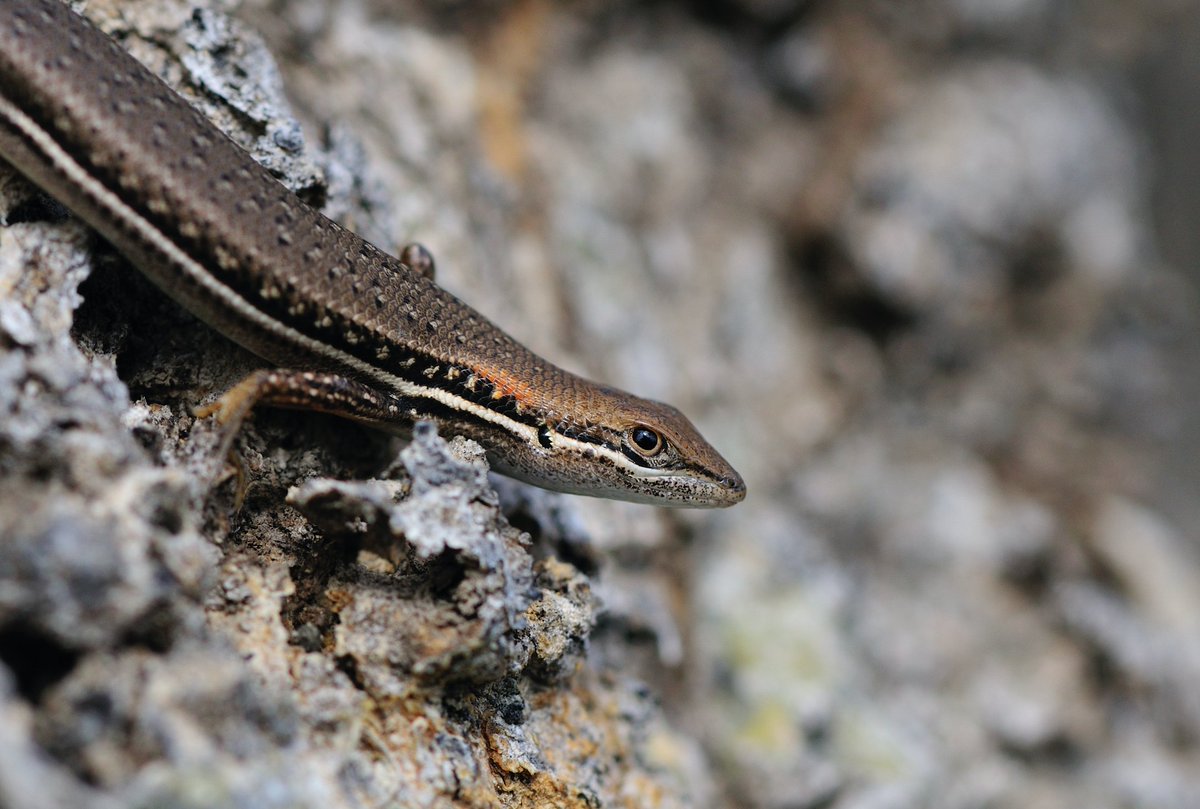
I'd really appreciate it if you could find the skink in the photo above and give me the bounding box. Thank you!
[0,0,745,507]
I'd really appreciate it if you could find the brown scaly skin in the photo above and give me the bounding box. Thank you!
[0,0,745,507]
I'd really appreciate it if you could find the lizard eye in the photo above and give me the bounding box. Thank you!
[629,426,664,457]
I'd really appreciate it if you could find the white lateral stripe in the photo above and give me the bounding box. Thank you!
[395,378,669,479]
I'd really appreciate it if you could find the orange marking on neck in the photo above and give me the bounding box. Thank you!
[480,367,537,405]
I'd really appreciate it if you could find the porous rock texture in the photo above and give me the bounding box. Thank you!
[1,1,1198,808]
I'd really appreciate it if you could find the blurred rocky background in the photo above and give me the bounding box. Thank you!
[2,0,1199,807]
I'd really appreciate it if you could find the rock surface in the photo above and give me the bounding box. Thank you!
[1,1,1198,808]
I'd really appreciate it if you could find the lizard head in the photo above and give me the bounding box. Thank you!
[485,387,746,508]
